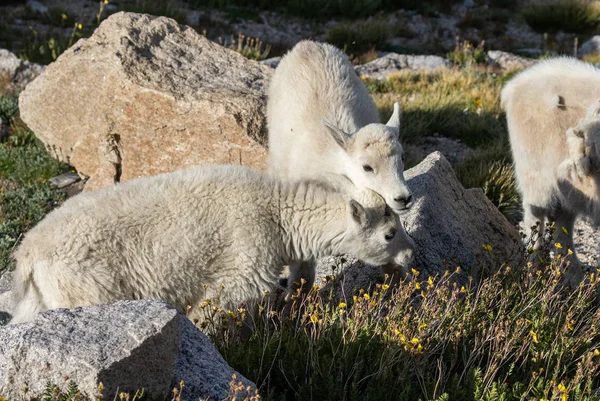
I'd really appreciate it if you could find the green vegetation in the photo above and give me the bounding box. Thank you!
[219,33,272,61]
[0,96,68,272]
[201,0,464,19]
[522,0,600,34]
[446,40,488,68]
[326,19,391,60]
[207,254,600,401]
[123,0,187,24]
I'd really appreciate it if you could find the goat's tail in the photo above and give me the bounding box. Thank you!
[9,250,46,324]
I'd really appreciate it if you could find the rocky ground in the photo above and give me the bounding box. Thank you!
[575,218,600,267]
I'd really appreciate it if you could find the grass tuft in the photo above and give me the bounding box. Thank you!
[446,39,487,68]
[219,33,271,61]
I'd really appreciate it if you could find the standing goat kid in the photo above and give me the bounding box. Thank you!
[501,57,600,284]
[267,40,415,290]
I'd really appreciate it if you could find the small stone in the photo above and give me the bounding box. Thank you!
[355,53,452,80]
[0,48,44,93]
[261,56,281,68]
[48,172,80,189]
[26,0,48,14]
[487,50,536,71]
[579,36,600,58]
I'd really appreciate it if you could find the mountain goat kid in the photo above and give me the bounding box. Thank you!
[501,57,600,284]
[10,165,414,324]
[267,40,415,290]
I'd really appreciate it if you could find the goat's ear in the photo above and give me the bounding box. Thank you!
[322,119,351,150]
[349,199,368,227]
[386,102,401,137]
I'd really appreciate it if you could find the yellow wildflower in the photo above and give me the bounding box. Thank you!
[369,301,377,307]
[594,349,600,356]
[456,266,461,273]
[427,276,434,287]
[338,302,347,309]
[382,284,390,291]
[61,13,67,20]
[555,242,563,249]
[411,268,420,276]
[410,337,420,345]
[557,383,567,393]
[562,226,569,234]
[529,330,539,344]
[460,286,467,293]
[419,322,427,329]
[415,282,421,290]
[77,23,83,29]
[567,321,574,331]
[475,99,482,108]
[227,310,236,319]
[104,0,109,3]
[481,244,493,252]
[567,248,573,255]
[310,315,319,324]
[363,293,370,300]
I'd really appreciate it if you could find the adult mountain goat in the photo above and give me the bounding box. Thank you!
[267,40,415,289]
[10,166,415,323]
[501,57,600,284]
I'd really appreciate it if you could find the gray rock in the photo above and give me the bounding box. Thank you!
[26,0,48,14]
[316,152,522,291]
[0,300,256,400]
[0,271,13,324]
[487,50,536,71]
[261,56,281,68]
[579,35,600,58]
[406,135,472,164]
[402,152,522,278]
[355,53,452,80]
[0,48,44,93]
[48,171,80,189]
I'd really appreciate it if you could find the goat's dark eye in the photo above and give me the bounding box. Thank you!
[384,207,391,217]
[363,165,373,172]
[385,229,396,241]
[401,154,405,163]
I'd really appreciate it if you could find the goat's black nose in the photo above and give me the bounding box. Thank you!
[394,194,413,208]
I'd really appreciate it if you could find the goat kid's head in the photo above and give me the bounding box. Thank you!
[344,189,415,268]
[323,102,413,213]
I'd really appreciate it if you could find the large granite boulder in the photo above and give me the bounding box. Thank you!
[19,12,271,191]
[316,152,522,292]
[0,300,256,400]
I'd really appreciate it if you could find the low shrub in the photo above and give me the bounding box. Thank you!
[521,0,600,34]
[326,19,391,59]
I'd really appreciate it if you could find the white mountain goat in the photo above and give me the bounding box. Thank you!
[501,57,600,284]
[10,165,415,323]
[267,40,415,290]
